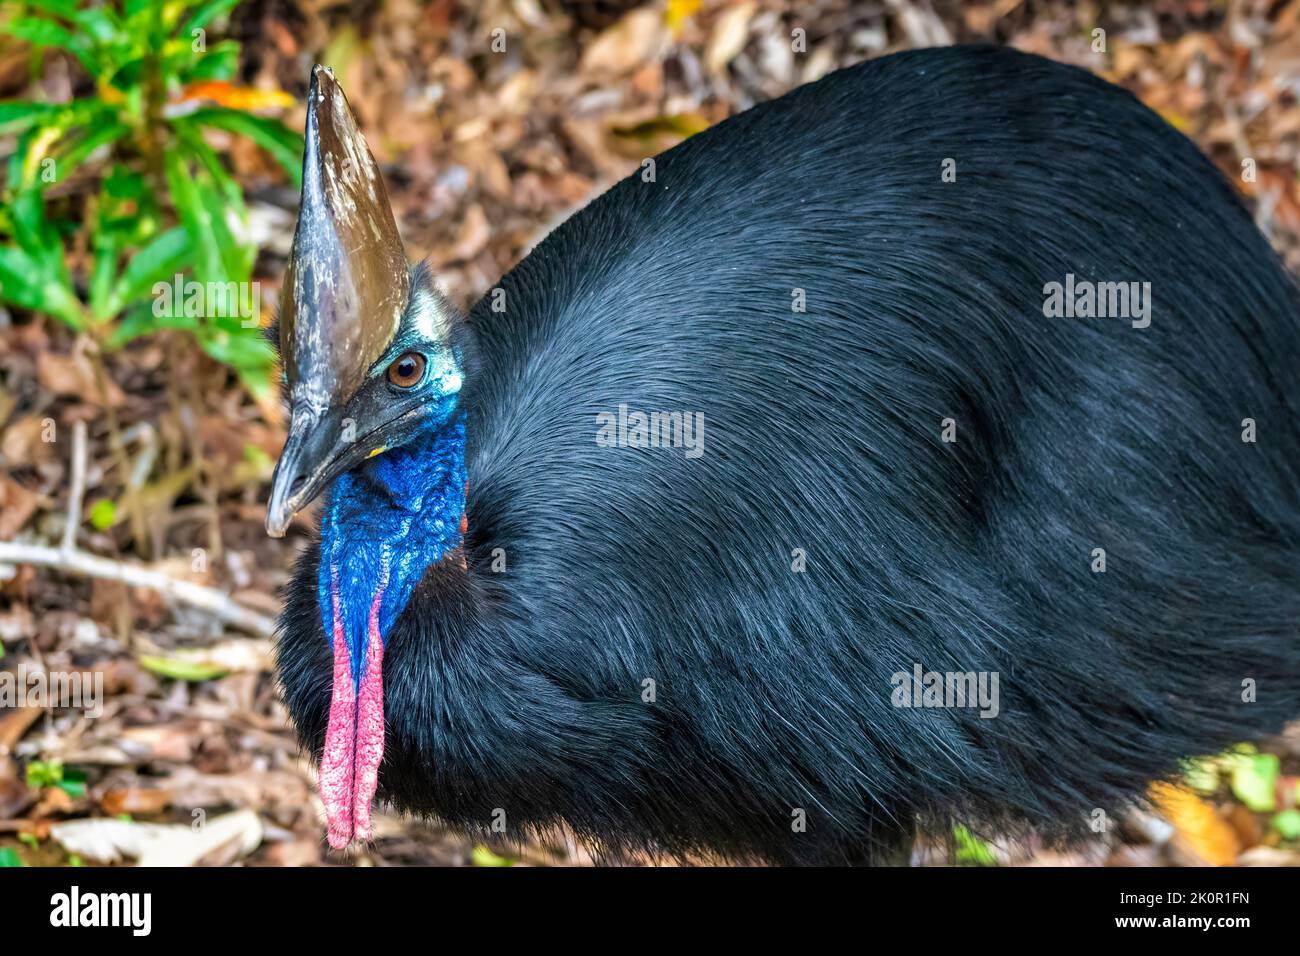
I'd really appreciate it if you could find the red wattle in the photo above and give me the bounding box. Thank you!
[352,588,386,839]
[320,578,356,849]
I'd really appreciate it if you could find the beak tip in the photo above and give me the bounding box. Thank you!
[265,509,290,537]
[265,486,295,537]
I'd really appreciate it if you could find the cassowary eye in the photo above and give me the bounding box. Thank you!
[387,352,426,388]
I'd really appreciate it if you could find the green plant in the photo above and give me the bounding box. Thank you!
[25,759,86,797]
[0,0,303,394]
[953,824,997,866]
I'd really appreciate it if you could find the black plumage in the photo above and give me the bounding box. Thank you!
[275,45,1300,865]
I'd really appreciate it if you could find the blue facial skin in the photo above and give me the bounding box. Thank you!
[317,400,467,687]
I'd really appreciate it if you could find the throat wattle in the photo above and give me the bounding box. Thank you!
[315,416,467,849]
[321,570,387,848]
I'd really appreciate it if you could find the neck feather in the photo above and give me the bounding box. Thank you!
[318,414,468,682]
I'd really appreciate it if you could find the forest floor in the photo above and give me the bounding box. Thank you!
[1,0,1299,866]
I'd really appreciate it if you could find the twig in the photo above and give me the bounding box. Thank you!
[1,412,274,639]
[0,541,276,637]
[61,420,88,553]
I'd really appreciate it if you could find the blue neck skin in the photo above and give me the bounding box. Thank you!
[318,410,467,687]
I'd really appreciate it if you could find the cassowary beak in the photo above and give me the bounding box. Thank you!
[266,64,409,538]
[265,403,347,537]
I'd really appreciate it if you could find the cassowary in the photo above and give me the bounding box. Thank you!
[268,47,1300,865]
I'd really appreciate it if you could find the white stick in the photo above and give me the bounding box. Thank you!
[61,420,88,553]
[0,541,276,637]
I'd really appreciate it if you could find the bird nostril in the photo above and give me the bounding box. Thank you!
[289,475,307,496]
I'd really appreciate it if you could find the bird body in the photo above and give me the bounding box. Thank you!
[272,46,1300,864]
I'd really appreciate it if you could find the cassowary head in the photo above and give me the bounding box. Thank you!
[267,67,469,849]
[266,65,462,539]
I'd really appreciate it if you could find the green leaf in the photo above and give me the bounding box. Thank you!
[88,227,121,322]
[0,848,24,867]
[11,187,60,264]
[199,321,273,372]
[109,226,192,316]
[179,0,241,39]
[138,654,228,682]
[203,188,252,281]
[7,17,96,73]
[180,41,238,82]
[1183,757,1220,795]
[19,0,81,16]
[953,825,996,866]
[0,101,59,135]
[0,244,46,306]
[0,245,84,329]
[110,300,197,347]
[164,148,222,283]
[1228,751,1279,812]
[179,140,253,282]
[471,845,515,867]
[57,121,131,177]
[103,165,147,201]
[106,55,148,94]
[7,16,78,50]
[1272,809,1300,841]
[4,188,85,327]
[30,763,87,799]
[6,128,32,191]
[88,498,116,530]
[68,5,123,45]
[7,101,115,188]
[26,760,63,788]
[184,107,304,185]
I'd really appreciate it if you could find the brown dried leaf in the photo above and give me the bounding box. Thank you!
[450,204,491,262]
[118,726,194,763]
[100,787,174,817]
[1,415,56,469]
[263,839,323,866]
[705,2,756,74]
[0,759,33,818]
[31,785,76,818]
[36,352,123,406]
[0,475,40,538]
[0,706,42,752]
[581,9,668,75]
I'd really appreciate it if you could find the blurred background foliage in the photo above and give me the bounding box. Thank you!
[0,0,1298,867]
[1,0,302,392]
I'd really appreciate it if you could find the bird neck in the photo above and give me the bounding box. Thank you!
[317,414,468,685]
